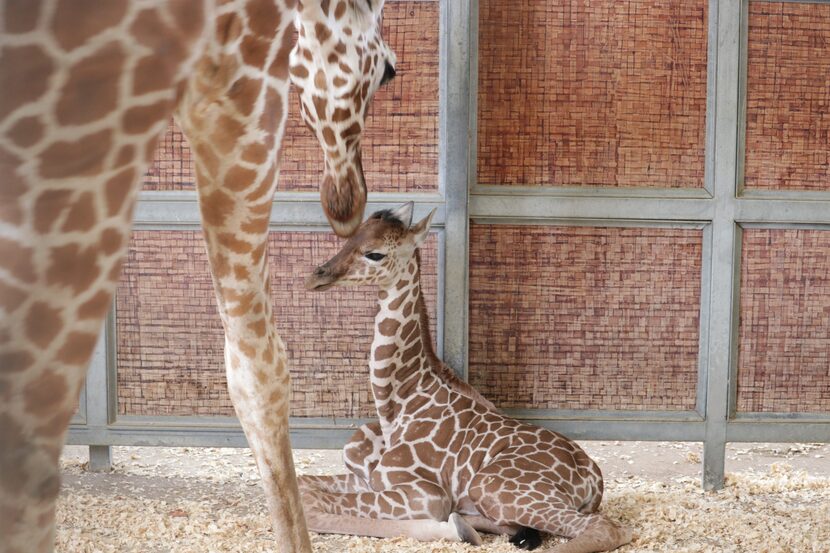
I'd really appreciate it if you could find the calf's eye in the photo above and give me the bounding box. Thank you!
[364,252,386,262]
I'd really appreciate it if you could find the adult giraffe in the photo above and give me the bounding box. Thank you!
[0,1,395,552]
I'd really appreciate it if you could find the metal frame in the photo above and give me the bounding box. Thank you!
[69,0,830,489]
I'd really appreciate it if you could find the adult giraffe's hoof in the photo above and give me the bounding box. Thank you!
[510,527,543,550]
[450,513,483,545]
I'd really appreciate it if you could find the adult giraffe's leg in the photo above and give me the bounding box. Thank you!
[175,5,310,552]
[0,2,209,552]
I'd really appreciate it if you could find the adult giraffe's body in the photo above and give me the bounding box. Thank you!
[302,203,634,553]
[0,1,395,552]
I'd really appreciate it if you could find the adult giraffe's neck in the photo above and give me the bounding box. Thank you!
[369,250,444,436]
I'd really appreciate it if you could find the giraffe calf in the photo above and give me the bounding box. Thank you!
[301,203,633,553]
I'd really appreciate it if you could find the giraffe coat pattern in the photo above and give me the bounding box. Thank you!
[301,204,634,552]
[0,1,396,552]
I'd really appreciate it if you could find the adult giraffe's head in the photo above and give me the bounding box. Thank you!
[305,202,435,290]
[290,0,396,237]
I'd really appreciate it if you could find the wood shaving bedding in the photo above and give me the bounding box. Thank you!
[56,456,830,553]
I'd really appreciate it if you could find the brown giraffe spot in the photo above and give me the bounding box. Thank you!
[55,331,98,365]
[61,191,96,232]
[215,12,243,45]
[32,189,71,234]
[194,144,220,176]
[374,344,396,361]
[245,0,280,37]
[314,69,326,89]
[233,264,250,280]
[200,188,234,228]
[224,164,257,192]
[0,350,34,373]
[334,1,347,19]
[378,318,400,336]
[0,237,36,282]
[210,115,245,154]
[388,292,407,311]
[248,318,267,337]
[333,76,347,88]
[99,228,122,255]
[241,143,269,164]
[132,53,178,96]
[77,290,112,320]
[24,302,63,349]
[0,280,27,314]
[341,121,361,140]
[268,24,294,80]
[332,107,352,123]
[22,369,67,418]
[320,0,331,16]
[51,0,127,51]
[212,253,231,279]
[0,44,54,120]
[40,129,113,179]
[250,239,268,266]
[122,100,172,135]
[5,0,40,33]
[169,0,205,40]
[240,215,270,235]
[7,116,43,148]
[114,144,135,167]
[260,87,283,135]
[244,163,276,202]
[0,415,30,495]
[314,22,331,44]
[312,96,327,120]
[104,167,136,216]
[238,340,256,359]
[240,34,270,68]
[322,126,337,147]
[46,243,100,294]
[289,63,309,80]
[229,76,262,116]
[56,42,125,125]
[36,408,74,438]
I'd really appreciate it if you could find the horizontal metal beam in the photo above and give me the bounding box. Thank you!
[727,421,830,443]
[470,194,715,223]
[134,191,447,228]
[735,198,830,225]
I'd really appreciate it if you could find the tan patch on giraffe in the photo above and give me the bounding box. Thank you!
[314,22,332,44]
[262,342,274,364]
[0,350,34,373]
[224,164,257,192]
[233,264,250,280]
[312,96,328,121]
[22,369,67,418]
[99,228,123,255]
[36,409,74,438]
[333,76,347,88]
[77,290,112,320]
[260,87,283,134]
[54,331,98,365]
[5,0,40,33]
[322,126,336,147]
[215,12,243,45]
[51,0,127,51]
[46,243,100,294]
[56,42,125,125]
[39,129,112,179]
[241,143,269,164]
[61,192,96,232]
[212,253,231,279]
[24,302,63,348]
[248,318,267,337]
[314,69,326,89]
[378,318,400,337]
[240,215,270,235]
[244,162,276,202]
[194,144,220,176]
[0,44,54,120]
[0,237,36,282]
[201,189,234,228]
[104,167,136,216]
[289,63,309,80]
[0,280,27,314]
[388,292,407,311]
[7,116,44,148]
[0,415,29,494]
[240,34,270,68]
[212,115,245,154]
[334,1,347,19]
[245,0,280,38]
[114,144,135,167]
[269,25,294,80]
[168,0,205,40]
[122,100,171,135]
[238,340,256,359]
[374,344,396,361]
[331,107,352,123]
[229,77,262,116]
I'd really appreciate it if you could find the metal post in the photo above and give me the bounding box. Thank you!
[85,313,114,472]
[440,0,475,378]
[702,0,743,490]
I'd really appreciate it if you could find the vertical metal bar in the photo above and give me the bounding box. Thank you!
[85,309,114,470]
[702,0,743,491]
[440,0,474,378]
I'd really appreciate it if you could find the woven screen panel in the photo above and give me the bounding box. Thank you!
[142,0,438,193]
[477,0,708,188]
[737,229,830,413]
[116,230,438,418]
[468,225,701,411]
[744,2,830,191]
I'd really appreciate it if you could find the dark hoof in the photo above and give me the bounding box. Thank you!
[510,527,543,550]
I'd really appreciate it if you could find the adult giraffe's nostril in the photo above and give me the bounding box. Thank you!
[314,266,325,276]
[381,61,396,86]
